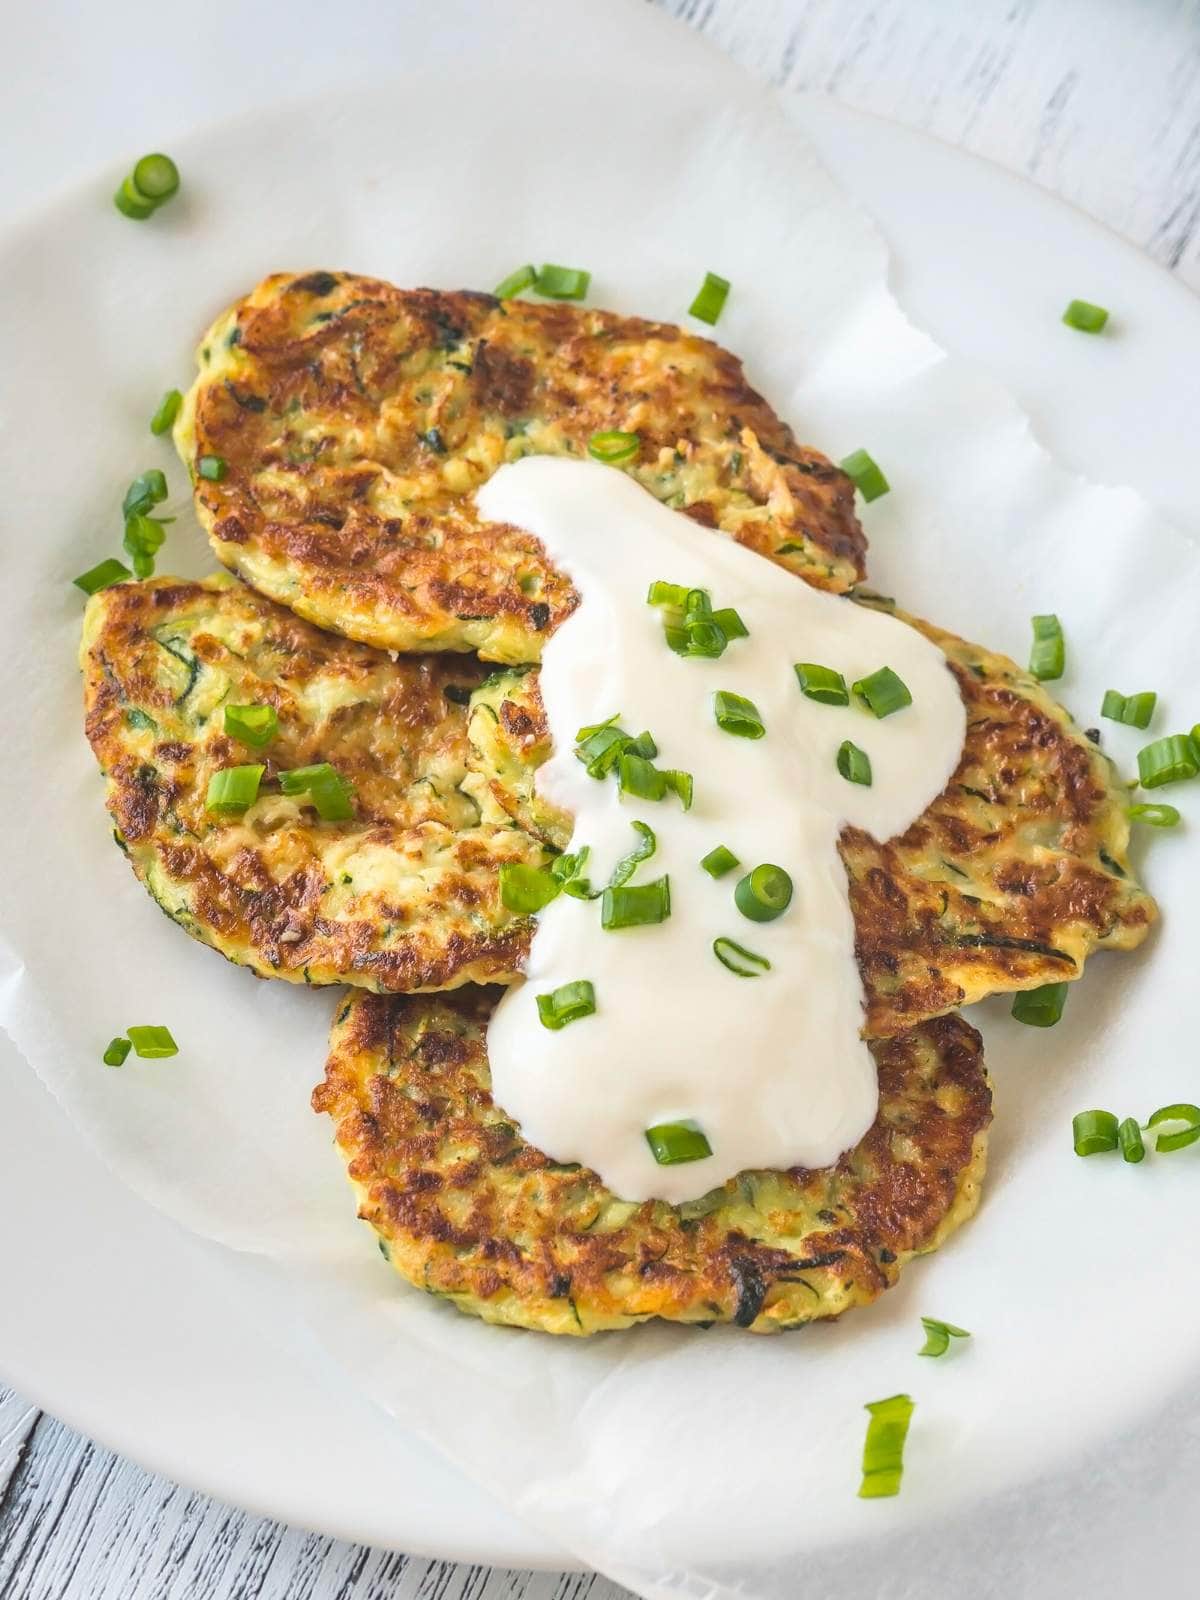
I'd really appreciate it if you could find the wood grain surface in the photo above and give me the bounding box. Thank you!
[4,0,1200,1595]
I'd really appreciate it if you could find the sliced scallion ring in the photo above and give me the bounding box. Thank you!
[535,979,596,1031]
[712,936,770,977]
[840,448,889,503]
[1102,689,1157,729]
[608,821,657,888]
[150,388,183,436]
[794,662,849,706]
[1146,1102,1200,1153]
[534,263,590,301]
[1118,1117,1145,1164]
[122,468,168,519]
[103,1037,132,1067]
[1137,734,1200,789]
[601,877,671,930]
[734,864,793,923]
[1072,1109,1119,1156]
[279,762,354,821]
[73,558,131,596]
[224,703,279,748]
[126,1025,178,1059]
[713,690,765,739]
[852,666,912,719]
[205,764,265,814]
[493,263,536,300]
[644,1119,712,1165]
[197,454,228,482]
[1062,299,1109,333]
[132,153,180,201]
[687,271,731,325]
[837,740,871,786]
[587,430,640,465]
[1029,613,1065,682]
[858,1394,914,1499]
[498,862,561,914]
[1011,982,1068,1027]
[1126,802,1181,828]
[700,845,739,879]
[917,1317,971,1358]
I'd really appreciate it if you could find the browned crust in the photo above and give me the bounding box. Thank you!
[314,989,991,1335]
[180,272,865,660]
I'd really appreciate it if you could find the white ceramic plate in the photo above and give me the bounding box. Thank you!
[1,87,1198,1576]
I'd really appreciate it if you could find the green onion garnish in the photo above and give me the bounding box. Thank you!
[1126,802,1181,828]
[1011,981,1068,1027]
[647,582,748,659]
[553,846,599,900]
[713,690,765,739]
[493,263,536,300]
[224,703,279,748]
[661,769,694,810]
[114,175,156,220]
[150,389,183,436]
[1137,734,1200,789]
[499,861,561,914]
[712,936,771,976]
[794,663,849,706]
[734,864,793,923]
[1062,299,1109,334]
[205,764,265,815]
[123,512,168,579]
[1072,1109,1119,1156]
[73,558,131,596]
[534,263,590,301]
[646,581,688,607]
[1029,614,1065,681]
[536,979,597,1031]
[587,430,640,465]
[601,876,670,930]
[858,1394,914,1499]
[132,153,180,202]
[609,821,657,888]
[644,1119,712,1165]
[126,1025,178,1059]
[852,666,912,719]
[710,606,748,641]
[279,762,354,821]
[1118,1117,1145,1164]
[917,1318,971,1358]
[123,469,168,519]
[837,740,871,786]
[700,845,739,879]
[1146,1102,1200,1152]
[1101,689,1157,729]
[618,751,667,802]
[688,271,731,326]
[103,1037,131,1067]
[840,449,890,503]
[197,454,228,482]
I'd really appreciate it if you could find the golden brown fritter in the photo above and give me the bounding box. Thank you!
[175,271,865,663]
[314,988,991,1335]
[463,595,1156,1037]
[80,574,546,991]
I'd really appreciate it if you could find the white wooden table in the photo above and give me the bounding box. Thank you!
[5,0,1200,1593]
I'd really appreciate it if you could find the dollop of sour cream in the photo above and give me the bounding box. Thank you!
[478,458,965,1205]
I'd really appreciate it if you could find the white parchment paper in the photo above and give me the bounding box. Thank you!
[2,4,1199,1594]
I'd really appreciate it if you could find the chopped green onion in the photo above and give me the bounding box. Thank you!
[1011,982,1068,1027]
[840,449,890,503]
[74,557,131,595]
[712,936,770,977]
[1062,299,1109,334]
[577,722,630,778]
[1102,689,1157,729]
[1029,614,1065,682]
[713,690,765,739]
[688,271,731,326]
[609,821,657,888]
[122,515,168,579]
[132,153,180,201]
[630,730,658,759]
[1137,733,1200,789]
[498,861,561,914]
[858,1394,914,1499]
[852,666,912,719]
[917,1318,971,1358]
[618,751,667,802]
[1118,1117,1145,1164]
[114,175,156,219]
[205,764,265,814]
[150,388,183,436]
[534,263,590,301]
[126,1025,178,1059]
[103,1037,132,1067]
[601,876,670,930]
[794,663,849,706]
[710,606,748,641]
[700,845,739,879]
[197,454,228,482]
[1072,1109,1119,1156]
[493,263,536,300]
[536,980,597,1031]
[837,740,871,786]
[1146,1102,1200,1153]
[645,1119,712,1165]
[122,468,168,518]
[647,581,690,607]
[224,703,279,748]
[552,846,596,899]
[1126,802,1181,828]
[587,430,640,465]
[661,769,694,810]
[734,864,793,923]
[278,762,354,821]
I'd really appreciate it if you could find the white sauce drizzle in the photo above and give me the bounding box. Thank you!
[478,458,965,1205]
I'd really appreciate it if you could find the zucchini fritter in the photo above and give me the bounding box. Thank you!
[80,574,545,991]
[314,989,991,1335]
[464,596,1156,1036]
[175,271,865,663]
